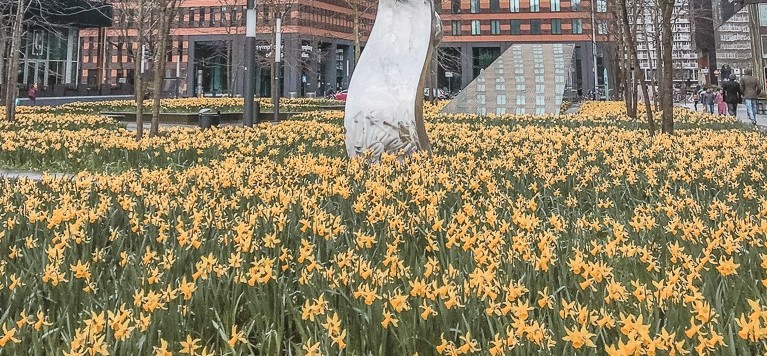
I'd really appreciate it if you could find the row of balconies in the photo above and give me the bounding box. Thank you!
[637,45,692,51]
[639,59,697,65]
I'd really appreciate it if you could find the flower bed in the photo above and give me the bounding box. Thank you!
[15,97,345,115]
[0,103,765,355]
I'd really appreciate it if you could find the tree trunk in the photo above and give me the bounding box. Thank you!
[151,1,174,137]
[619,0,654,135]
[653,16,662,112]
[353,3,361,64]
[430,52,438,104]
[134,1,146,140]
[0,18,8,104]
[620,33,636,118]
[4,0,25,121]
[660,0,674,134]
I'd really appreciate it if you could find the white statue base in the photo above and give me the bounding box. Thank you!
[343,0,439,161]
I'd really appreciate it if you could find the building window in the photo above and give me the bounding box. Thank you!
[87,69,97,86]
[531,20,541,34]
[510,0,520,12]
[531,0,540,12]
[473,47,501,77]
[471,20,481,35]
[551,19,561,34]
[759,3,767,24]
[452,0,461,13]
[471,0,479,13]
[597,20,608,34]
[573,19,583,34]
[188,8,196,27]
[491,20,501,34]
[571,0,581,10]
[491,0,501,12]
[597,0,607,12]
[551,0,561,11]
[511,20,521,34]
[452,21,461,35]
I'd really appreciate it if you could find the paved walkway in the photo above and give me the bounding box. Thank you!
[677,102,767,126]
[0,169,72,182]
[564,102,582,115]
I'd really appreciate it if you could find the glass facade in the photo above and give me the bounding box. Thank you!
[443,44,576,116]
[19,27,79,87]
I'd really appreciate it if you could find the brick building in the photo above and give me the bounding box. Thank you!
[80,0,612,98]
[438,0,614,99]
[80,0,374,97]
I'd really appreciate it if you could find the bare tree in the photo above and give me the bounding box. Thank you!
[341,0,375,64]
[658,0,674,133]
[149,0,182,136]
[110,0,183,138]
[110,0,148,139]
[259,0,298,101]
[2,0,28,121]
[618,0,656,133]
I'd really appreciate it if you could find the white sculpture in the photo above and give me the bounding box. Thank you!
[344,0,442,161]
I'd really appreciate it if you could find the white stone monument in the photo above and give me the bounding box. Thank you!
[343,0,441,161]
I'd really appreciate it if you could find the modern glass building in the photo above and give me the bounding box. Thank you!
[11,0,111,96]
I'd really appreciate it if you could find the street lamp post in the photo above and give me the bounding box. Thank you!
[590,0,599,100]
[243,0,257,126]
[273,12,282,123]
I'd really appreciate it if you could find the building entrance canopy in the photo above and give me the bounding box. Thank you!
[25,0,112,28]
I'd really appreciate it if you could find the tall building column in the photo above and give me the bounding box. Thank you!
[187,40,196,97]
[340,44,353,89]
[232,37,246,97]
[302,40,319,97]
[460,44,473,90]
[323,41,338,92]
[283,35,301,97]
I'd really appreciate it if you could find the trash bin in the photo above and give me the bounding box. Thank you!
[199,108,220,129]
[288,92,298,99]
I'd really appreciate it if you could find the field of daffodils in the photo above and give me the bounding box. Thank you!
[0,100,764,355]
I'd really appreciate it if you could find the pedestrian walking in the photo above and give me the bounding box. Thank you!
[722,74,741,117]
[716,88,727,116]
[691,91,700,111]
[702,88,716,114]
[740,68,762,125]
[27,83,39,104]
